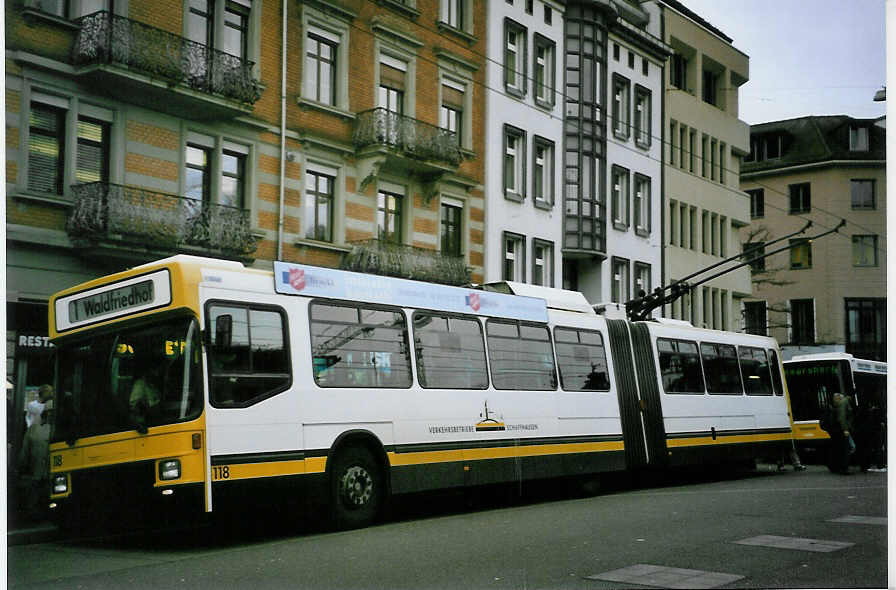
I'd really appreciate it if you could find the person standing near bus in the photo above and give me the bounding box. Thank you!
[17,385,53,522]
[830,392,855,474]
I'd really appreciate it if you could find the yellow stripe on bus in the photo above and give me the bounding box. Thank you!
[666,431,794,448]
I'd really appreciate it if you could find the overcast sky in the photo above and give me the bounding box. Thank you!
[677,0,887,125]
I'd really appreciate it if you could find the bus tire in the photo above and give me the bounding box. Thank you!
[329,446,384,529]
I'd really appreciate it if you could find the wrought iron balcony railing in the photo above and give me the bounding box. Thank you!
[353,108,463,167]
[72,11,261,105]
[342,239,470,286]
[68,182,257,256]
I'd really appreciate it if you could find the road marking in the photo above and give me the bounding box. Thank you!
[829,515,887,525]
[586,564,744,589]
[734,535,854,552]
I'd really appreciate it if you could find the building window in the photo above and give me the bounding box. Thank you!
[440,81,464,146]
[850,179,875,209]
[503,125,526,201]
[670,53,687,90]
[75,116,110,184]
[633,174,650,236]
[789,238,812,269]
[532,239,554,287]
[788,183,810,214]
[790,299,815,345]
[503,232,525,281]
[504,19,527,96]
[188,0,214,47]
[303,170,334,242]
[845,298,886,361]
[222,0,250,58]
[185,143,212,205]
[669,121,677,166]
[710,138,717,180]
[633,85,651,148]
[305,33,337,105]
[634,262,651,297]
[849,126,869,151]
[743,301,767,335]
[27,102,66,195]
[611,165,629,230]
[532,136,554,208]
[852,235,878,267]
[747,188,764,218]
[612,74,630,140]
[443,0,465,30]
[688,129,696,172]
[701,134,709,177]
[744,241,766,273]
[525,0,533,14]
[379,57,406,115]
[702,68,717,105]
[611,258,630,303]
[544,4,551,24]
[719,142,726,184]
[377,189,403,244]
[533,35,556,107]
[440,200,462,257]
[220,148,246,208]
[679,124,687,170]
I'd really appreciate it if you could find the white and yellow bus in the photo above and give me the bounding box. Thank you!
[48,255,795,528]
[784,352,887,457]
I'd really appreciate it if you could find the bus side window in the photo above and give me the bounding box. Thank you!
[207,304,291,406]
[486,320,556,391]
[657,338,705,394]
[739,346,773,395]
[768,349,784,396]
[413,312,488,389]
[310,301,412,389]
[554,327,610,391]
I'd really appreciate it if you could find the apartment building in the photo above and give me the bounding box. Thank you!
[484,0,564,287]
[6,0,487,478]
[558,0,668,310]
[654,0,751,331]
[740,116,886,361]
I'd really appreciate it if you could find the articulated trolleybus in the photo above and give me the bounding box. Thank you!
[48,255,794,528]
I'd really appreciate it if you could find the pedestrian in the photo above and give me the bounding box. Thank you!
[777,438,807,471]
[17,387,52,522]
[856,398,885,472]
[829,392,855,474]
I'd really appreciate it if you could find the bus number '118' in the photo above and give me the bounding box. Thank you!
[212,466,230,480]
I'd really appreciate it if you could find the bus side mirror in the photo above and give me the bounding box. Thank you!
[215,315,232,349]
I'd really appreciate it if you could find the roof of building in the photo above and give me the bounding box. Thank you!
[658,0,733,43]
[742,115,886,174]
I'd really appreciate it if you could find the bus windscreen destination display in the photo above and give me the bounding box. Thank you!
[55,269,172,332]
[68,281,154,322]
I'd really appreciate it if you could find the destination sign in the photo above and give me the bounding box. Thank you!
[55,269,172,332]
[68,280,154,323]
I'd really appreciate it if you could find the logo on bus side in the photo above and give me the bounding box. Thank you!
[466,293,480,311]
[289,268,306,291]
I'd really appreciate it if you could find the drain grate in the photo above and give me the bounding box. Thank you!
[734,535,854,552]
[586,564,744,589]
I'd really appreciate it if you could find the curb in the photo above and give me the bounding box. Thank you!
[7,523,60,546]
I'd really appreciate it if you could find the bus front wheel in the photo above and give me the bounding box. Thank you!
[329,446,384,529]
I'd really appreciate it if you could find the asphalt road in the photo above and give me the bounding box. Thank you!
[7,464,888,589]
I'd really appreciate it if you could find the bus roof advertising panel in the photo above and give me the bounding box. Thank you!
[273,262,549,323]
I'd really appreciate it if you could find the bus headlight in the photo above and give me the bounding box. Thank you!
[159,459,181,481]
[52,474,68,494]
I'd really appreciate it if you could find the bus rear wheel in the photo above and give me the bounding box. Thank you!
[329,446,384,529]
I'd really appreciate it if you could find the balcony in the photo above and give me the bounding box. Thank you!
[67,182,257,261]
[71,11,261,119]
[352,108,464,195]
[341,239,470,286]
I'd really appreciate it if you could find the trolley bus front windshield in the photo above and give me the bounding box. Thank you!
[784,360,849,422]
[53,317,203,443]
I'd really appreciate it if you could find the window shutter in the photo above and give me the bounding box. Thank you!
[442,84,464,110]
[380,63,405,90]
[76,118,109,184]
